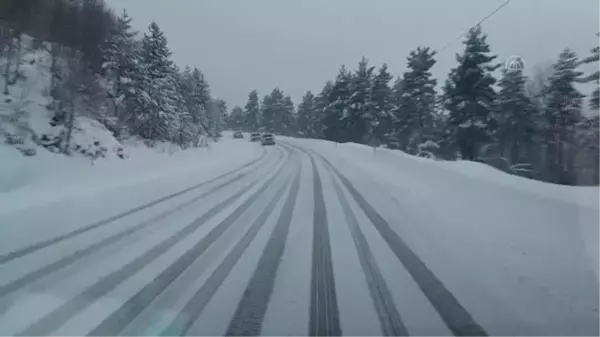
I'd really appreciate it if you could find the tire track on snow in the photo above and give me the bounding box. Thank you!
[0,148,269,265]
[16,153,289,336]
[161,169,293,336]
[308,146,488,337]
[307,154,341,337]
[328,168,408,336]
[0,149,280,300]
[224,164,302,336]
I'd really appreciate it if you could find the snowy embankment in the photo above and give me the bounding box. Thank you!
[283,136,599,334]
[283,137,599,209]
[0,36,261,214]
[0,133,262,215]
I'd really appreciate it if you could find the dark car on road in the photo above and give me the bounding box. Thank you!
[261,133,275,146]
[233,131,244,139]
[250,132,261,142]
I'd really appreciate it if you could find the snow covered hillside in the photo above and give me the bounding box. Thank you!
[0,34,231,213]
[0,35,124,160]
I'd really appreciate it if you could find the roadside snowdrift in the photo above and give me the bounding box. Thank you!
[283,137,599,209]
[0,133,261,214]
[283,136,599,335]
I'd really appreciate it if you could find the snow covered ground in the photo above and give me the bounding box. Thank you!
[0,134,261,214]
[0,135,597,336]
[282,137,600,335]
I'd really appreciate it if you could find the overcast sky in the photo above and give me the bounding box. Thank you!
[104,0,599,109]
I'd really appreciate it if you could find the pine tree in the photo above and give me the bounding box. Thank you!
[496,67,537,167]
[205,98,227,138]
[190,68,210,122]
[260,92,273,133]
[229,105,245,131]
[182,67,210,139]
[388,77,405,149]
[580,115,599,185]
[172,69,196,148]
[523,63,554,174]
[260,88,285,133]
[314,81,333,139]
[177,66,194,119]
[370,63,393,146]
[244,90,260,132]
[101,10,138,139]
[0,0,43,34]
[575,35,599,184]
[131,21,181,143]
[346,57,375,144]
[393,47,438,155]
[281,95,296,136]
[581,32,600,110]
[213,99,227,136]
[175,66,207,147]
[443,26,500,160]
[526,63,553,106]
[297,90,316,137]
[544,48,585,184]
[323,66,352,142]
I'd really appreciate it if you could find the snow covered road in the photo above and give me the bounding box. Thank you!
[0,139,598,336]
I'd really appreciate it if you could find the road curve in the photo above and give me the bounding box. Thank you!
[0,141,497,336]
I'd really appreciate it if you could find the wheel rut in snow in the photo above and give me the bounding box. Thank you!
[0,149,281,300]
[160,169,293,336]
[224,165,302,337]
[0,147,270,265]
[16,154,290,336]
[313,149,488,337]
[307,155,341,337]
[328,170,408,336]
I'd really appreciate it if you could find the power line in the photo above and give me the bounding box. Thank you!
[436,0,511,55]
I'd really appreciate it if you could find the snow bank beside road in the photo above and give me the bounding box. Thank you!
[0,136,263,214]
[283,136,599,335]
[282,137,599,209]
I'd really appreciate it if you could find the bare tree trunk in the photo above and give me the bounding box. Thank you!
[555,132,563,183]
[3,35,13,95]
[112,69,128,141]
[510,130,519,164]
[11,33,22,84]
[0,26,11,60]
[49,43,61,111]
[63,103,75,154]
[594,149,599,185]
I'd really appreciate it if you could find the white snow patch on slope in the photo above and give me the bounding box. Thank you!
[0,37,130,195]
[1,38,58,143]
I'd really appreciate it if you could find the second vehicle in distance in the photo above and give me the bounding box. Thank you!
[261,133,275,146]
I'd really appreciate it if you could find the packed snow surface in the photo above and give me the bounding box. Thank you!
[0,134,597,336]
